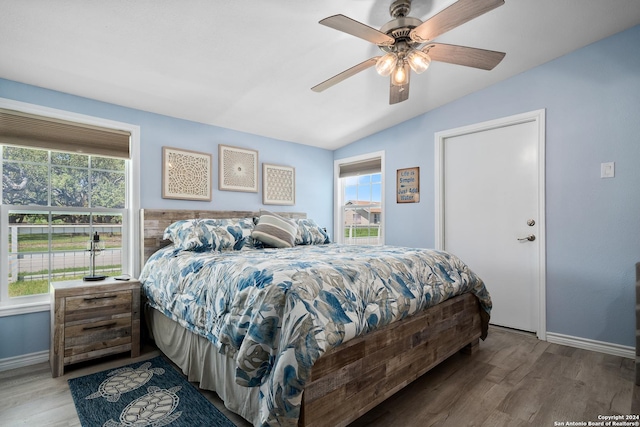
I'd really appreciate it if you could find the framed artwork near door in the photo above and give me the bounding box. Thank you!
[397,167,419,203]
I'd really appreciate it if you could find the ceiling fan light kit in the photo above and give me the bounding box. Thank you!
[391,62,410,87]
[407,49,431,74]
[376,52,397,76]
[312,0,506,104]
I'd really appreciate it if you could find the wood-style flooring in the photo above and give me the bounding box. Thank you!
[0,327,638,426]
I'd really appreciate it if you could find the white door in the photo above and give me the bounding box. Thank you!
[435,111,545,336]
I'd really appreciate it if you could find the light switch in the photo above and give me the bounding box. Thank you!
[601,162,615,178]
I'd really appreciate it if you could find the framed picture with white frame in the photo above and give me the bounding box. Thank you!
[263,163,295,205]
[162,146,212,201]
[218,144,259,192]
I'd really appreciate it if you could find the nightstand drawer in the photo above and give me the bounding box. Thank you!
[65,290,132,322]
[64,316,132,359]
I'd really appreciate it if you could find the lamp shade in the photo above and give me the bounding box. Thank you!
[391,62,409,86]
[376,52,397,76]
[407,49,431,74]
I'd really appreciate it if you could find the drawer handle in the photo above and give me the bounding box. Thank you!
[83,295,117,301]
[82,322,117,331]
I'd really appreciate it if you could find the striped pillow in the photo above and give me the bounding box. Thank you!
[251,210,298,248]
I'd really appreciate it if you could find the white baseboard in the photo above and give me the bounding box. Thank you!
[0,350,49,372]
[546,332,634,359]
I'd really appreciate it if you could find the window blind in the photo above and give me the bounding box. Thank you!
[338,158,382,178]
[0,108,131,159]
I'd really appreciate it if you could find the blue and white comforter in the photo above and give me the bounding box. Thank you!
[139,244,491,426]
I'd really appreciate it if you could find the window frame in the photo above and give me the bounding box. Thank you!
[334,151,385,245]
[0,97,140,316]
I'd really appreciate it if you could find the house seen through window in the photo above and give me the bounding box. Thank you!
[337,154,383,245]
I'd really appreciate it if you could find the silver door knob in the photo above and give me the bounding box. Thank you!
[517,234,536,242]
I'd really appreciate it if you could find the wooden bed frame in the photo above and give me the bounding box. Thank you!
[140,209,484,427]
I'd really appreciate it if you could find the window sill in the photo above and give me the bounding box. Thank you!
[0,301,50,317]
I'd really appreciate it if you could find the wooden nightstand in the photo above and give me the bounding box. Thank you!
[49,277,141,378]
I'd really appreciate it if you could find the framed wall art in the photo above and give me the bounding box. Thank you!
[397,167,419,203]
[162,146,212,201]
[218,144,258,192]
[263,163,295,205]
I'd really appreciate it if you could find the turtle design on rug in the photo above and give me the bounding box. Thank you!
[85,362,165,402]
[69,356,235,427]
[103,385,182,427]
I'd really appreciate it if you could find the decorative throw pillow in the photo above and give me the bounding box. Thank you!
[251,210,298,248]
[163,218,256,251]
[163,219,207,251]
[199,218,256,251]
[295,218,331,245]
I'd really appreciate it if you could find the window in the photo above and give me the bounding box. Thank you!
[0,100,139,313]
[334,152,384,245]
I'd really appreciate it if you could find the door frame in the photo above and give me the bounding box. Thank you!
[434,109,547,340]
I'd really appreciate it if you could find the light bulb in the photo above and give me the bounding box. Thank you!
[376,52,397,77]
[391,63,408,86]
[407,49,431,74]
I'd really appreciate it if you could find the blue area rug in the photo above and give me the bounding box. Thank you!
[68,356,236,427]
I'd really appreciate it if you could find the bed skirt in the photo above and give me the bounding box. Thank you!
[147,307,262,425]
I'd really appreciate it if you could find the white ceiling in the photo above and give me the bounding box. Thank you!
[1,1,639,150]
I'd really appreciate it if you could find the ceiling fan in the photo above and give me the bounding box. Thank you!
[311,0,506,105]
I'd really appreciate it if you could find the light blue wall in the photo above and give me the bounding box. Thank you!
[0,311,49,359]
[335,25,640,347]
[0,79,334,360]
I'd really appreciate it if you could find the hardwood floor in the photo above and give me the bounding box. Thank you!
[0,327,637,426]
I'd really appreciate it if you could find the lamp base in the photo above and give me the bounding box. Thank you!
[83,275,107,282]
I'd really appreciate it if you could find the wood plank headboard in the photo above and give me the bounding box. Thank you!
[140,209,307,268]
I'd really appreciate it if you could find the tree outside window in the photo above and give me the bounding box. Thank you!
[2,145,126,298]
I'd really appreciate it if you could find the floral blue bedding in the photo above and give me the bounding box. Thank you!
[139,244,491,426]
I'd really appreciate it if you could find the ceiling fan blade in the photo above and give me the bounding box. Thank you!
[311,57,380,93]
[320,14,395,46]
[389,83,409,104]
[410,0,504,43]
[424,43,505,70]
[389,69,410,105]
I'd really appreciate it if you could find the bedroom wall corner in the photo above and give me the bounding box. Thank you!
[333,24,640,350]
